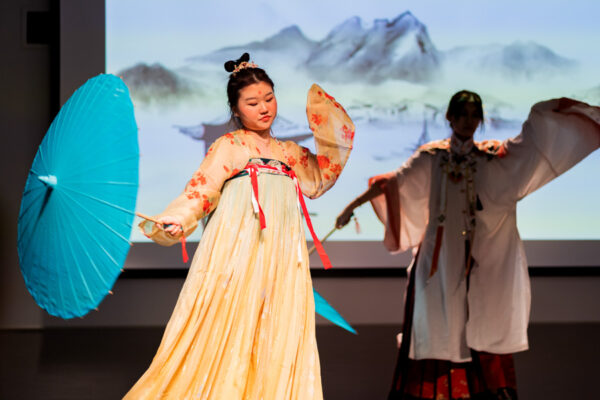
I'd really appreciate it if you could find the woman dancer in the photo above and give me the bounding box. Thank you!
[125,53,355,399]
[337,91,599,399]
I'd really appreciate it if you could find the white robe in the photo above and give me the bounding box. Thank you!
[371,99,600,362]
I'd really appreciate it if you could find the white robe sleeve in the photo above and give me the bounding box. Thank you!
[487,98,600,204]
[370,151,433,253]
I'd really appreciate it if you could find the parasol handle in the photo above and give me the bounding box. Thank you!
[308,226,338,256]
[135,212,162,226]
[136,212,189,263]
[136,212,184,232]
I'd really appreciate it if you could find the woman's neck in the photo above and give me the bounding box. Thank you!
[245,128,271,142]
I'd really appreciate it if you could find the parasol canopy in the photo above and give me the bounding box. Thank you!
[17,74,139,319]
[314,289,357,334]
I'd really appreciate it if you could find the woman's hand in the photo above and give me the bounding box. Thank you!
[554,97,581,112]
[158,216,183,236]
[335,175,389,229]
[335,205,355,229]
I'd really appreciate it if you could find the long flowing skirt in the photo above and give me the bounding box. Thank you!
[124,173,322,399]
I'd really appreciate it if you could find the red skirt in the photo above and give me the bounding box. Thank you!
[389,351,518,399]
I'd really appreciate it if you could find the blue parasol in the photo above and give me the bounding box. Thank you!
[314,289,357,334]
[17,74,138,319]
[309,226,357,334]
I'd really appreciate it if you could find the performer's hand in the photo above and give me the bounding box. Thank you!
[158,216,183,236]
[335,206,354,229]
[554,97,580,112]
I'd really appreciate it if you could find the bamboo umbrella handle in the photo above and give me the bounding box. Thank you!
[136,212,184,233]
[308,226,338,256]
[135,212,162,225]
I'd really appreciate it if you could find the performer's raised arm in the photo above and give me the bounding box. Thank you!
[484,98,600,205]
[280,84,355,199]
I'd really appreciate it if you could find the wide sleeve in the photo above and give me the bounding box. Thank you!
[486,98,600,203]
[283,84,355,199]
[370,151,433,253]
[139,133,249,246]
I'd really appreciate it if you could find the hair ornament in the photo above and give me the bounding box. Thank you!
[232,61,258,75]
[457,91,481,104]
[224,53,259,75]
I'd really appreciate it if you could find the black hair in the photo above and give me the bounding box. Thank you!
[446,90,484,128]
[224,53,275,129]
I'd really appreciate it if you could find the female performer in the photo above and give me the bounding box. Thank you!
[337,91,599,399]
[125,53,355,399]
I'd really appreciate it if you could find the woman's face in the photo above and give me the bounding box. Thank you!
[235,81,277,134]
[448,102,481,140]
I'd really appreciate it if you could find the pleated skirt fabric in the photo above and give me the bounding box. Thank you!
[124,173,322,399]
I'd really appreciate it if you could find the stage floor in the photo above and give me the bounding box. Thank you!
[1,323,598,399]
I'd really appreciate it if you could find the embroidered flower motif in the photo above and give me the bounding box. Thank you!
[223,165,230,173]
[186,190,201,200]
[202,196,212,213]
[341,125,354,141]
[299,147,309,168]
[189,172,207,187]
[286,156,297,167]
[478,139,507,159]
[329,163,342,175]
[229,168,241,178]
[317,155,330,169]
[419,139,450,154]
[311,113,323,126]
[224,132,235,145]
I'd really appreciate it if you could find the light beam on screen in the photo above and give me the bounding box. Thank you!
[106,0,600,244]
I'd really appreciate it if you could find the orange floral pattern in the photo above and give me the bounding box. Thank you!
[311,113,323,126]
[329,163,342,175]
[419,138,508,159]
[299,147,309,168]
[317,155,330,169]
[224,132,235,145]
[342,125,355,142]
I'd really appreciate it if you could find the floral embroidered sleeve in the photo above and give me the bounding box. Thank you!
[283,84,355,199]
[140,132,249,246]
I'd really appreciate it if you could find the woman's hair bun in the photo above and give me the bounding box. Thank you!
[224,52,251,72]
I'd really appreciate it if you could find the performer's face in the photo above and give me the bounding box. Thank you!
[235,81,278,134]
[449,102,481,140]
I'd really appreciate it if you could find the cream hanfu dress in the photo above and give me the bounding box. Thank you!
[124,84,354,400]
[370,98,600,362]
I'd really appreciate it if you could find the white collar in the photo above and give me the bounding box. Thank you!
[450,133,474,156]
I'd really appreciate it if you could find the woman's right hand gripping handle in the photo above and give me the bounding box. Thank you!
[156,216,183,237]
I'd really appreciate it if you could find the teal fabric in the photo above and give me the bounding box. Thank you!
[18,74,138,319]
[314,289,357,334]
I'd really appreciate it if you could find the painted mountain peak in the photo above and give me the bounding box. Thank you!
[304,12,440,83]
[117,10,580,101]
[189,25,317,65]
[118,62,197,104]
[444,40,576,80]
